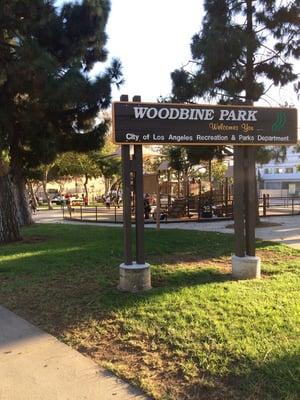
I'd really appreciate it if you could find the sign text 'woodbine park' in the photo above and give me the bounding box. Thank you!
[112,101,298,145]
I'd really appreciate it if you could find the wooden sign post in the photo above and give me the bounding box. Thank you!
[232,146,259,279]
[113,99,298,289]
[118,96,151,292]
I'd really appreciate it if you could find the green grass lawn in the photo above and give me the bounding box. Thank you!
[0,224,299,400]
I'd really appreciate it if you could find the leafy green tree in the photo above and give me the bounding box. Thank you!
[187,146,226,200]
[0,0,121,242]
[164,145,226,198]
[164,146,189,197]
[87,132,122,194]
[25,165,46,208]
[256,146,287,165]
[54,152,101,200]
[89,151,121,194]
[197,159,227,181]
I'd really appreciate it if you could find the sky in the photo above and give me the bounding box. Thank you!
[94,0,299,108]
[92,0,204,102]
[56,0,299,108]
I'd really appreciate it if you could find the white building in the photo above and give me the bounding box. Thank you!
[258,146,300,197]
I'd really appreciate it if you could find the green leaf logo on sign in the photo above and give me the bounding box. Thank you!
[272,112,287,132]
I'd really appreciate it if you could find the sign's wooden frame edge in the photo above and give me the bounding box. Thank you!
[111,101,298,146]
[112,100,297,109]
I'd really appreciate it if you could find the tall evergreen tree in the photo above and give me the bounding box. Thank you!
[171,0,299,104]
[0,0,122,242]
[171,0,299,222]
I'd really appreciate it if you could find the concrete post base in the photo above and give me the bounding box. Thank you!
[118,262,151,292]
[231,255,261,280]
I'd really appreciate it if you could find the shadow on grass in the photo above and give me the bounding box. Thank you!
[0,224,237,341]
[0,224,299,400]
[179,352,300,400]
[230,353,300,400]
[0,224,296,323]
[151,266,232,288]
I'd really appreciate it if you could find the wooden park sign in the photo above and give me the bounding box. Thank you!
[113,96,298,291]
[113,101,297,145]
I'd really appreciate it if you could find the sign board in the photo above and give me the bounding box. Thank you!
[112,101,298,145]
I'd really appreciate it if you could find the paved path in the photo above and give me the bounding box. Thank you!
[34,209,300,249]
[0,306,149,400]
[156,216,300,249]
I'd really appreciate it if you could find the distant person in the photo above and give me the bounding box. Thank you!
[105,195,111,209]
[144,194,151,219]
[29,199,36,215]
[116,194,122,208]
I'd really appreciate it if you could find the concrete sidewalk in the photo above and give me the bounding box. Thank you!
[155,215,300,250]
[0,306,149,400]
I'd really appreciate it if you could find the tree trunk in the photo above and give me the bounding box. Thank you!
[245,0,260,226]
[255,175,260,225]
[0,165,21,243]
[9,133,34,225]
[12,170,33,226]
[105,177,110,194]
[28,180,38,208]
[116,179,122,195]
[84,174,89,198]
[177,172,180,198]
[208,159,213,203]
[183,171,187,198]
[42,169,53,210]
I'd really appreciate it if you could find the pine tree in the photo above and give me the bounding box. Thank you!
[171,0,299,104]
[0,0,122,242]
[171,0,299,225]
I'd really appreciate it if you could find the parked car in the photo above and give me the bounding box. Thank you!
[51,196,65,205]
[70,197,84,206]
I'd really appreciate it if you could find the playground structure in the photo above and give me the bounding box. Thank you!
[62,168,300,224]
[143,173,234,220]
[63,172,234,222]
[62,192,300,224]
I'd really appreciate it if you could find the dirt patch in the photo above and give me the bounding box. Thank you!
[0,235,48,247]
[21,235,49,244]
[149,250,299,285]
[149,249,299,272]
[256,249,298,262]
[149,252,231,268]
[64,319,238,400]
